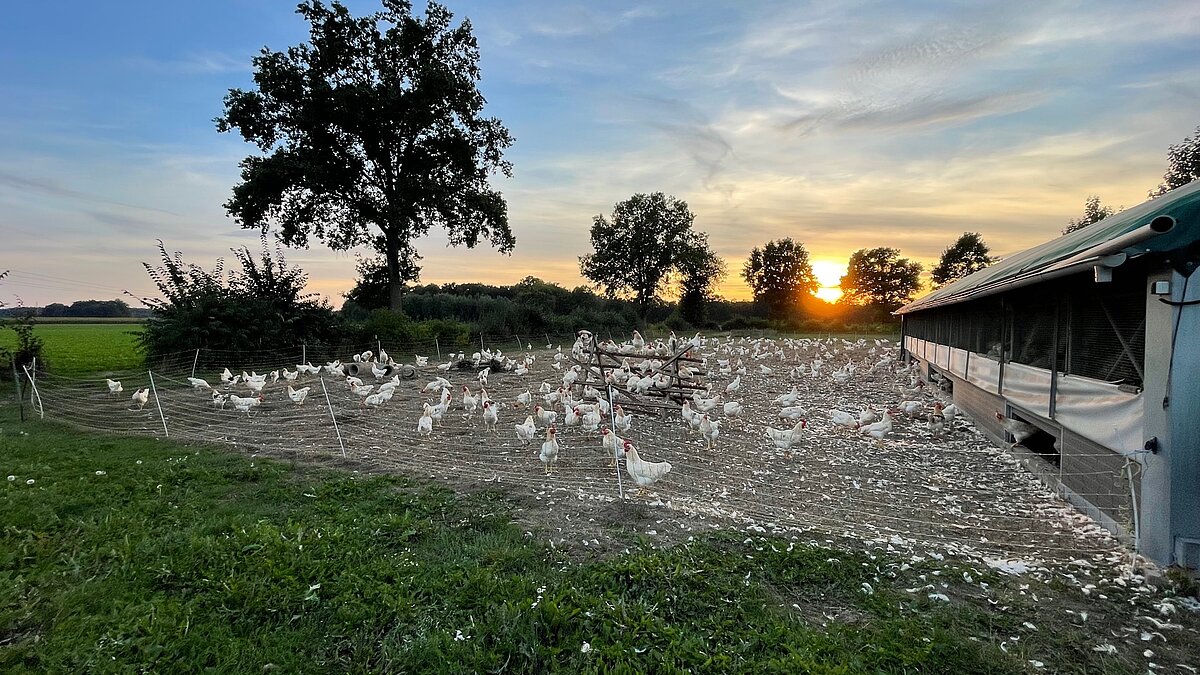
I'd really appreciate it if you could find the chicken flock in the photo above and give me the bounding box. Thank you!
[101,330,1004,498]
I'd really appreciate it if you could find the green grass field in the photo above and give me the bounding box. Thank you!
[1,399,1193,673]
[0,323,143,375]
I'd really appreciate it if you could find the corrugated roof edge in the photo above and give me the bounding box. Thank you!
[896,180,1200,315]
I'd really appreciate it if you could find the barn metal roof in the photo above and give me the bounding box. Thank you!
[896,180,1200,315]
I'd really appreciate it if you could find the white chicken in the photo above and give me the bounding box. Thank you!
[533,404,557,427]
[563,407,581,427]
[106,378,123,395]
[995,411,1038,445]
[859,411,896,446]
[623,441,671,492]
[927,412,945,438]
[231,394,263,416]
[720,372,739,393]
[515,390,533,408]
[722,400,743,417]
[600,427,626,464]
[934,402,960,425]
[423,377,450,393]
[477,367,490,386]
[859,408,879,426]
[282,368,299,383]
[613,404,632,432]
[371,362,389,379]
[131,388,149,410]
[514,415,537,445]
[287,385,310,405]
[211,391,229,409]
[765,419,806,450]
[461,385,479,418]
[187,377,211,391]
[539,426,560,474]
[363,390,389,409]
[482,401,499,433]
[351,384,375,398]
[580,408,602,432]
[220,367,234,384]
[778,405,809,421]
[417,404,434,437]
[699,414,720,450]
[415,355,429,368]
[829,409,859,430]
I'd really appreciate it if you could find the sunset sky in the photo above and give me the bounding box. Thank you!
[2,0,1199,307]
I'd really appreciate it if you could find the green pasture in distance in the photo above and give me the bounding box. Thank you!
[0,322,144,375]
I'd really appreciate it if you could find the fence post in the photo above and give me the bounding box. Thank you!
[190,349,200,378]
[302,343,307,366]
[320,378,347,459]
[147,370,169,437]
[12,360,25,422]
[606,381,625,500]
[21,365,43,419]
[480,334,485,353]
[434,336,441,360]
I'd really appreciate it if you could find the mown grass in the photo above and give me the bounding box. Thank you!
[0,400,1175,673]
[0,323,143,375]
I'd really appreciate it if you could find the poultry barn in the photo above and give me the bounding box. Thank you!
[897,180,1200,570]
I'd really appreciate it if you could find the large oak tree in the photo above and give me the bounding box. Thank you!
[741,238,818,319]
[930,232,996,288]
[840,247,923,311]
[217,0,514,309]
[579,193,713,319]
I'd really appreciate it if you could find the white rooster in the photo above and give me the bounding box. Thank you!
[287,385,310,405]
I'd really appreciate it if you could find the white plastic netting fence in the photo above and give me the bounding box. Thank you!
[20,331,1137,571]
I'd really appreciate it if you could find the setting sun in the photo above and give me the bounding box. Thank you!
[811,259,845,303]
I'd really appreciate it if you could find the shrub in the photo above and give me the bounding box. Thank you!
[0,310,46,380]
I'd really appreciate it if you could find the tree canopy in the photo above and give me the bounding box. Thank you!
[839,247,923,311]
[676,235,727,327]
[216,0,514,310]
[1151,124,1200,197]
[930,232,996,288]
[740,238,818,319]
[1063,195,1116,235]
[578,192,709,318]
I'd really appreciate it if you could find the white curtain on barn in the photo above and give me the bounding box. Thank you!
[1055,375,1144,453]
[1002,363,1053,418]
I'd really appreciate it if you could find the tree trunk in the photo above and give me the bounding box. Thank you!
[385,230,402,311]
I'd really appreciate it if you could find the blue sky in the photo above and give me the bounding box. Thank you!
[2,0,1199,305]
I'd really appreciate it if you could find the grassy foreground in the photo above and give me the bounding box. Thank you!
[0,403,1179,673]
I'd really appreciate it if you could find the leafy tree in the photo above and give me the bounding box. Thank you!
[740,238,818,319]
[930,232,996,288]
[1063,195,1115,235]
[1151,124,1200,197]
[217,0,515,311]
[579,192,708,319]
[676,237,727,327]
[40,303,68,317]
[138,237,340,367]
[343,253,421,312]
[840,247,923,311]
[0,272,47,378]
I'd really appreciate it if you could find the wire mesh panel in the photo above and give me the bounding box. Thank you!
[1068,291,1146,387]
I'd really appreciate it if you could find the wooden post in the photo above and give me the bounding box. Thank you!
[190,349,200,378]
[12,359,24,422]
[434,335,441,360]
